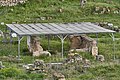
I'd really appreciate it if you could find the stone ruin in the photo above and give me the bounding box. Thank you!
[98,22,119,32]
[69,35,96,53]
[69,35,105,61]
[64,53,91,68]
[53,72,65,80]
[22,52,91,79]
[80,0,87,7]
[96,55,105,62]
[23,59,47,73]
[92,40,98,57]
[0,0,27,6]
[93,6,120,15]
[27,36,51,57]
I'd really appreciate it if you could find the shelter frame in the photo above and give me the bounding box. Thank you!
[16,33,115,59]
[6,22,115,59]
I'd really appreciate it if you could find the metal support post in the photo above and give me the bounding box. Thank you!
[3,26,8,43]
[109,33,115,60]
[61,38,64,58]
[18,36,21,59]
[57,35,68,58]
[112,33,115,60]
[48,35,50,50]
[10,30,13,43]
[96,33,98,45]
[17,36,24,59]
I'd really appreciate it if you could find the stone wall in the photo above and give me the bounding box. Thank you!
[0,0,27,6]
[69,35,96,52]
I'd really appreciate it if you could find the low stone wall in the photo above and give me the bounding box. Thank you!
[0,0,27,6]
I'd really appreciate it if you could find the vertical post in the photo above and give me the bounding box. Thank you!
[61,36,64,58]
[2,26,8,43]
[96,33,98,45]
[48,35,50,50]
[112,33,115,60]
[18,36,21,59]
[10,30,12,43]
[57,35,68,58]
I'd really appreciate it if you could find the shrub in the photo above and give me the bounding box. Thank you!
[0,68,22,78]
[28,73,45,79]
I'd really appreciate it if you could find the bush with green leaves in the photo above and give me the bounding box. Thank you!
[0,67,46,79]
[0,68,22,79]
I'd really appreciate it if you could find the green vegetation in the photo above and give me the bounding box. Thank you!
[0,0,120,25]
[0,0,120,80]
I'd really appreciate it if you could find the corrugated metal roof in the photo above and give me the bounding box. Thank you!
[6,22,115,36]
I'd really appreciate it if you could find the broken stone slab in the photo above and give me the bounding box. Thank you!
[34,59,45,67]
[23,64,34,70]
[92,40,98,57]
[96,55,105,62]
[80,0,87,7]
[58,8,64,13]
[46,62,63,70]
[53,72,66,80]
[40,51,51,56]
[33,51,51,57]
[47,63,63,65]
[92,46,98,57]
[84,59,91,65]
[40,17,46,21]
[23,65,30,70]
[69,48,89,53]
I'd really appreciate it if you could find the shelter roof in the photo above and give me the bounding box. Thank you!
[6,22,115,36]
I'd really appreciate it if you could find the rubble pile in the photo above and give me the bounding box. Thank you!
[0,0,27,6]
[64,53,83,64]
[57,53,91,78]
[23,59,47,73]
[53,72,65,80]
[63,53,91,69]
[95,22,119,32]
[93,6,120,15]
[22,53,92,79]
